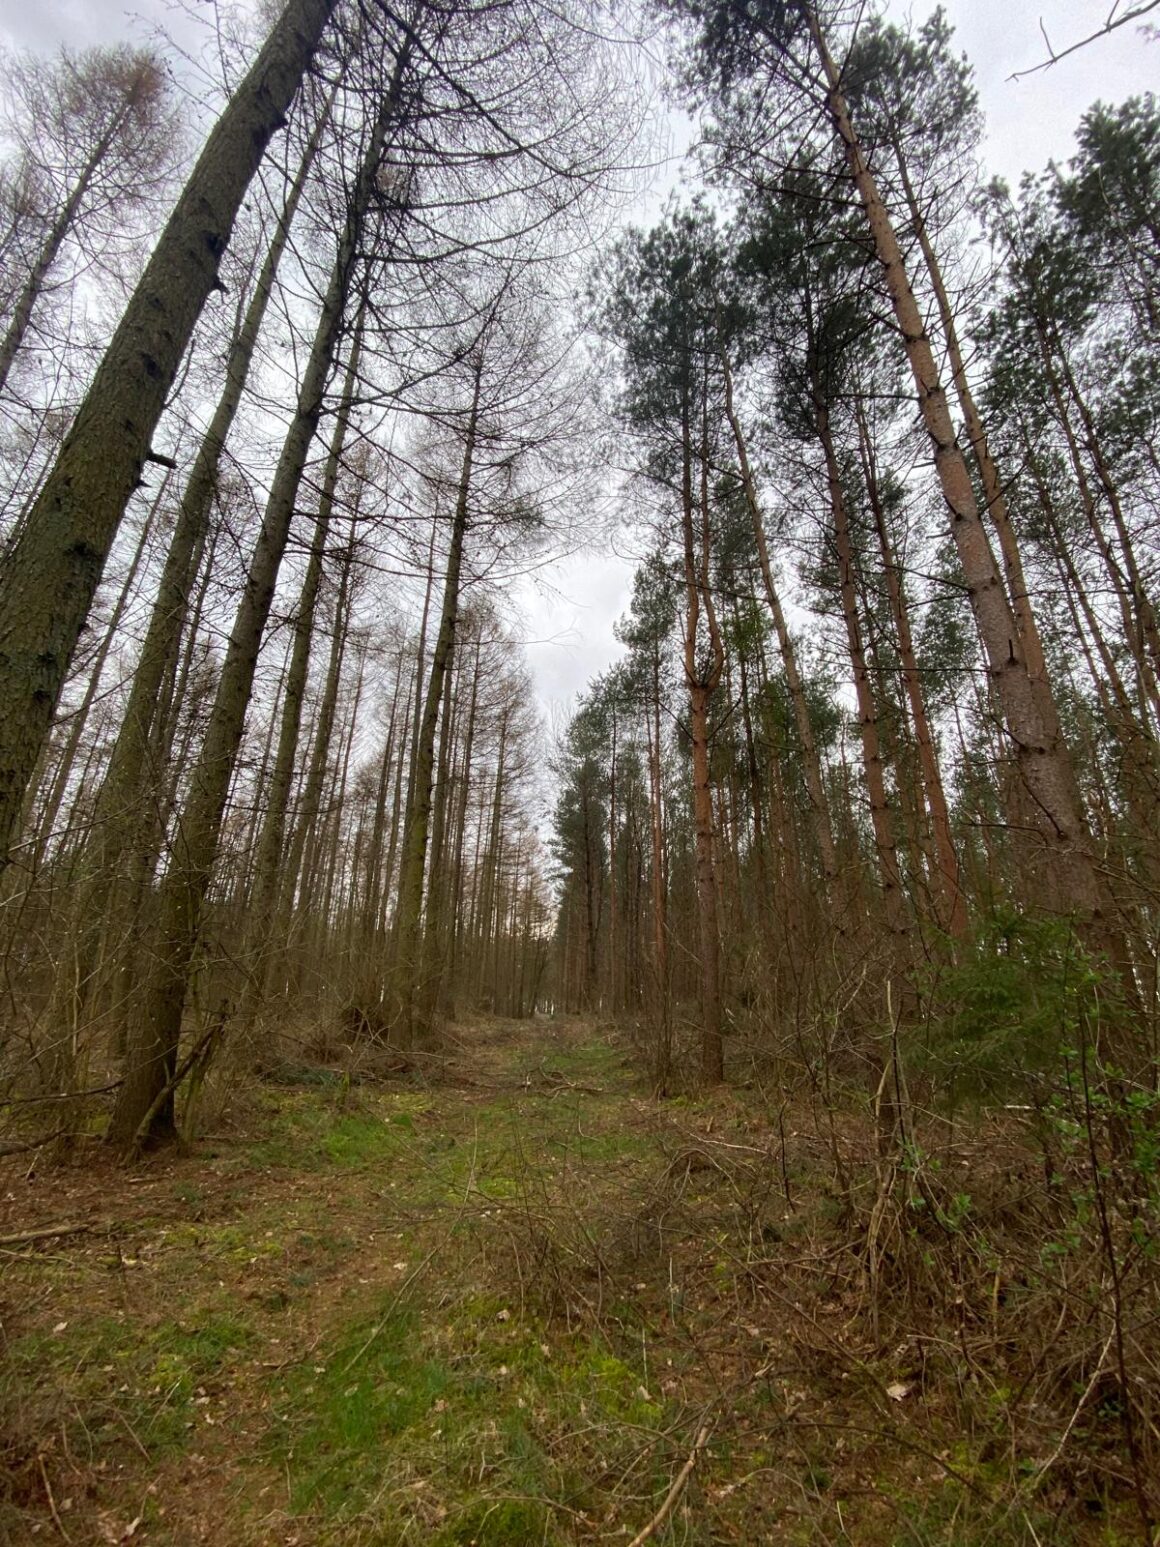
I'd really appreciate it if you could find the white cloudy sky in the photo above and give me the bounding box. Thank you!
[1,0,1156,722]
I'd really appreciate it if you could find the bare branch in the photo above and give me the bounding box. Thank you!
[1008,0,1160,78]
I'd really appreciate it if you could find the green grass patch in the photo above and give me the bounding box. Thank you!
[894,1484,1073,1546]
[534,1036,627,1084]
[5,1307,254,1457]
[432,1496,562,1545]
[263,1278,673,1540]
[247,1094,408,1170]
[269,1307,451,1515]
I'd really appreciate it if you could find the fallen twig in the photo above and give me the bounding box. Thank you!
[624,1424,711,1547]
[0,1222,94,1248]
[37,1452,71,1543]
[0,1129,68,1157]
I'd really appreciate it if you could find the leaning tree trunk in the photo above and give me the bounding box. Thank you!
[106,81,400,1153]
[0,99,132,398]
[93,96,331,876]
[807,9,1107,928]
[893,144,1053,713]
[32,477,164,875]
[39,119,329,1053]
[0,0,337,868]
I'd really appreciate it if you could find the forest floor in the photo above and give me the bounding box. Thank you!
[0,1016,1141,1546]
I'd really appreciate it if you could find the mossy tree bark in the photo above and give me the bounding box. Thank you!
[0,0,337,868]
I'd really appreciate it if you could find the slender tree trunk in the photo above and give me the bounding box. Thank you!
[282,545,354,932]
[856,405,966,938]
[86,100,331,917]
[646,640,670,1086]
[418,650,459,1024]
[815,388,909,959]
[364,649,409,940]
[0,105,130,397]
[393,363,481,1045]
[106,82,397,1151]
[719,340,839,889]
[33,483,163,873]
[444,635,481,1009]
[236,309,365,1034]
[377,677,413,935]
[808,11,1106,926]
[681,390,725,1083]
[607,710,618,1012]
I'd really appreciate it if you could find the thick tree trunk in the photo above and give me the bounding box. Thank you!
[96,99,329,875]
[0,0,337,866]
[808,11,1105,924]
[893,146,1052,712]
[37,131,327,1054]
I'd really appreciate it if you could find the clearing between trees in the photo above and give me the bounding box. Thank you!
[1,1016,1150,1546]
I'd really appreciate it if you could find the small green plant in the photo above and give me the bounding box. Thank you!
[923,910,1109,1104]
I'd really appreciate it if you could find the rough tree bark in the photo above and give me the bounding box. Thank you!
[0,0,337,867]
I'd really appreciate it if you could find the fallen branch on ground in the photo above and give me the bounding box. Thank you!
[624,1424,711,1547]
[0,1221,95,1247]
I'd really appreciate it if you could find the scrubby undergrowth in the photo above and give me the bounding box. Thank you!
[1,1014,1156,1545]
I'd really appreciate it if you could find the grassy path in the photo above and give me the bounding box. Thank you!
[0,1018,1088,1544]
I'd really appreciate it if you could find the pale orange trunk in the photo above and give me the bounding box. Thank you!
[808,11,1102,922]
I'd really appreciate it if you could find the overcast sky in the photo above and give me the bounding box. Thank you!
[1,0,1156,723]
[517,0,1160,722]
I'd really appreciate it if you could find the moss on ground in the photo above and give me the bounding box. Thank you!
[0,1016,1150,1545]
